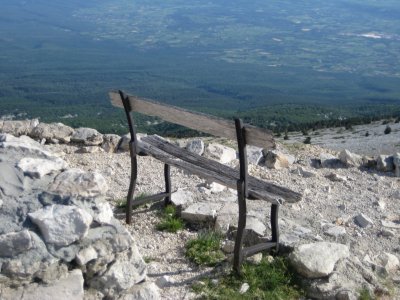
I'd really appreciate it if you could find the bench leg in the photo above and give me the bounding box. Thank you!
[164,164,171,205]
[271,204,280,253]
[233,180,247,273]
[126,143,138,224]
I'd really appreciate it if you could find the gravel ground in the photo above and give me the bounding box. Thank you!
[46,131,400,299]
[280,120,400,156]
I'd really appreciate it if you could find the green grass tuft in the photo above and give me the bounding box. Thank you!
[358,288,374,300]
[156,205,184,233]
[192,256,304,299]
[185,230,225,266]
[115,193,148,209]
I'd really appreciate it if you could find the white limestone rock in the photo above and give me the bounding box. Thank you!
[17,157,68,179]
[76,246,98,266]
[120,282,161,300]
[339,149,363,167]
[324,225,346,238]
[291,166,317,178]
[71,128,103,146]
[0,269,84,300]
[0,161,24,197]
[156,275,175,288]
[28,205,93,247]
[205,181,226,193]
[289,242,350,278]
[0,134,56,159]
[376,252,399,274]
[49,169,108,197]
[30,123,74,143]
[171,189,194,207]
[101,134,121,153]
[1,119,39,137]
[181,202,223,223]
[205,143,236,164]
[239,283,250,294]
[0,230,33,257]
[186,139,205,156]
[92,246,146,295]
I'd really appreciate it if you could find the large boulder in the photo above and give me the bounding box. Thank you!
[71,128,103,146]
[49,169,108,198]
[0,230,33,257]
[89,246,146,297]
[205,143,237,164]
[101,134,121,153]
[0,134,56,159]
[289,242,350,278]
[1,119,39,137]
[28,205,93,247]
[339,149,363,167]
[30,123,74,143]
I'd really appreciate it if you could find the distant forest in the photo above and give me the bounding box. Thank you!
[0,0,399,136]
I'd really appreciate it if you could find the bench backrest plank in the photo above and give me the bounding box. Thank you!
[109,91,275,149]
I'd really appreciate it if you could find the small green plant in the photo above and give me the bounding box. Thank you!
[358,288,374,300]
[192,256,304,299]
[156,205,184,233]
[185,230,225,266]
[116,198,127,208]
[115,192,148,209]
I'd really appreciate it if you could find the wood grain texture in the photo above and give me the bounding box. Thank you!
[138,135,302,204]
[109,90,275,149]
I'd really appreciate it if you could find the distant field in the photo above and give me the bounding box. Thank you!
[0,0,399,134]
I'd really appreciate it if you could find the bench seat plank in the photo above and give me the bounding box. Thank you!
[110,91,275,149]
[139,135,302,204]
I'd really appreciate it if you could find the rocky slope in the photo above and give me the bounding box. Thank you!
[0,119,399,299]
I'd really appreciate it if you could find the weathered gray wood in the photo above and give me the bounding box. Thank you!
[138,136,302,203]
[109,90,275,149]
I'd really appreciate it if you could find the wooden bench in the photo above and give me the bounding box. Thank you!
[109,90,302,272]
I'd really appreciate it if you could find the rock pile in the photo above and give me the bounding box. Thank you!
[0,134,159,300]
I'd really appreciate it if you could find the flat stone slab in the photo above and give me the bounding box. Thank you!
[17,157,68,179]
[0,230,32,257]
[71,128,103,146]
[0,269,84,300]
[28,205,93,247]
[289,242,350,278]
[49,169,108,197]
[181,202,223,222]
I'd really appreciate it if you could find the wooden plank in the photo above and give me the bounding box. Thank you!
[139,136,302,203]
[109,90,275,149]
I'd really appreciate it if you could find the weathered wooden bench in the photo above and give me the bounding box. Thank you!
[109,90,302,272]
